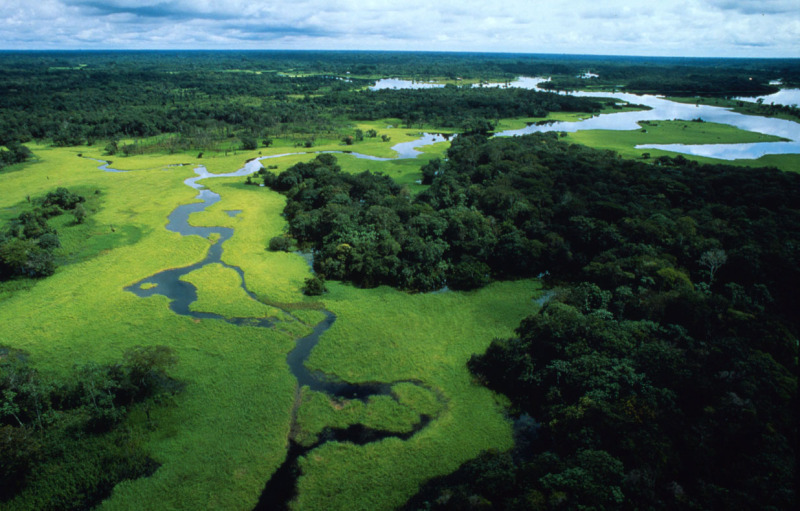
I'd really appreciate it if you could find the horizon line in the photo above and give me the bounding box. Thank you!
[0,48,798,61]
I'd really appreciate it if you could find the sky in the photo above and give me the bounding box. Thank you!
[1,0,799,58]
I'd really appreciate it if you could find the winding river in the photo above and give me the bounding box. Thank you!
[105,76,799,508]
[496,89,800,160]
[103,137,448,510]
[372,76,800,160]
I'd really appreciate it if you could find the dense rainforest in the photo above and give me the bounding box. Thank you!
[266,133,798,509]
[0,66,594,150]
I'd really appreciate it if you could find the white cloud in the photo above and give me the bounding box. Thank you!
[0,0,797,56]
[708,0,799,15]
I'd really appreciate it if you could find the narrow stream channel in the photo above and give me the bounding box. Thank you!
[100,137,448,510]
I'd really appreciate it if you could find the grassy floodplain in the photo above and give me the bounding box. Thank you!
[291,279,539,511]
[0,135,538,510]
[104,119,447,176]
[564,120,800,173]
[492,101,652,133]
[667,95,800,123]
[0,144,303,509]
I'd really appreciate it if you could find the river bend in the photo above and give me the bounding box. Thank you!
[101,137,448,509]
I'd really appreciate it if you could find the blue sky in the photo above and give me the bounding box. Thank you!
[2,0,798,57]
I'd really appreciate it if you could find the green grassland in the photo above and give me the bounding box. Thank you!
[294,388,425,447]
[0,145,305,510]
[564,120,799,173]
[737,153,800,174]
[293,279,539,511]
[492,101,650,133]
[180,263,287,320]
[1,137,538,510]
[92,120,446,177]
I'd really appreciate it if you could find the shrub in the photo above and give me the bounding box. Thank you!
[302,275,327,296]
[268,236,291,252]
[240,136,258,151]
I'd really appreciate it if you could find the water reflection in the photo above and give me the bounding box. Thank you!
[496,87,800,160]
[736,89,800,107]
[370,76,550,91]
[370,78,445,90]
[370,76,800,160]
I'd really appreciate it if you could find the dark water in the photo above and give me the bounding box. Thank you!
[255,415,432,511]
[124,187,276,327]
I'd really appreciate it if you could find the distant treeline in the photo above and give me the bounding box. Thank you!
[2,50,796,83]
[1,52,797,147]
[0,65,596,147]
[308,86,602,128]
[540,67,783,97]
[0,67,361,146]
[262,133,798,510]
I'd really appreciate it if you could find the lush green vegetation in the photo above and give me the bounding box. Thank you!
[307,86,602,130]
[294,279,539,511]
[1,187,89,280]
[564,120,791,167]
[0,140,540,511]
[0,146,304,510]
[0,51,798,511]
[535,58,789,97]
[0,141,34,171]
[180,263,289,320]
[3,51,795,155]
[401,134,798,510]
[1,344,179,509]
[0,51,597,154]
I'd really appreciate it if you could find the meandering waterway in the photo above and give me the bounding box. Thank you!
[373,77,800,160]
[102,134,448,510]
[496,87,800,160]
